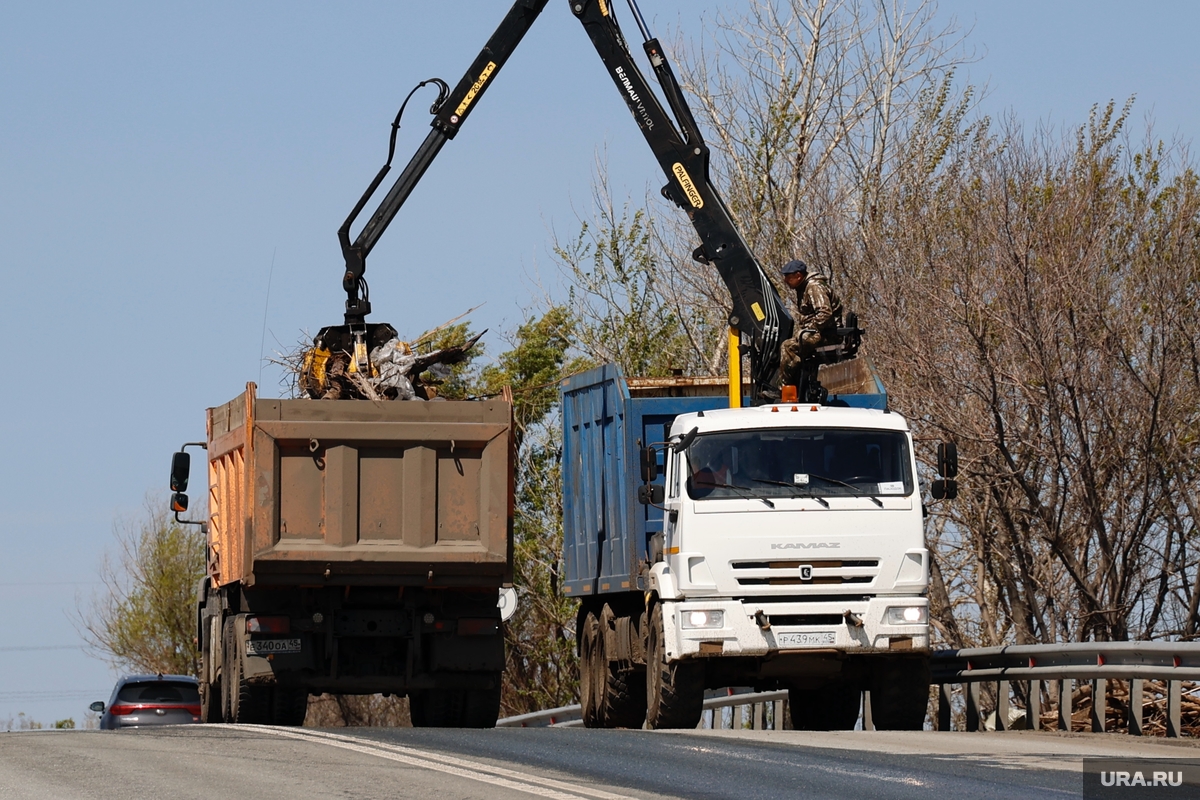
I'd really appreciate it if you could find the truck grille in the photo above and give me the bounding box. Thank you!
[730,559,880,587]
[767,614,845,626]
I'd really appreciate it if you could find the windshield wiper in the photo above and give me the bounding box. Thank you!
[744,479,830,510]
[700,481,774,509]
[807,474,884,507]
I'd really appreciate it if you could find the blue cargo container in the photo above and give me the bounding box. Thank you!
[559,362,886,600]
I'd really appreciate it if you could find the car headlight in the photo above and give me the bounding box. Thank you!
[680,609,724,629]
[886,606,927,625]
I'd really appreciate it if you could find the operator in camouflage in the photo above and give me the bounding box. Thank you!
[778,259,843,386]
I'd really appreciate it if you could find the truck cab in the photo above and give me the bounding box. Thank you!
[653,404,929,659]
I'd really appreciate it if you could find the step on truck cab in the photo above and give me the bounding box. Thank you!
[562,362,946,730]
[170,383,515,728]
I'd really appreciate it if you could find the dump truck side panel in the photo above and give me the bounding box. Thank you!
[206,384,513,588]
[561,365,736,599]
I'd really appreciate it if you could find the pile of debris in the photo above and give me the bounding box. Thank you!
[1039,679,1200,736]
[278,313,483,401]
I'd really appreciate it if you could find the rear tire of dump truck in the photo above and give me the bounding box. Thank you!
[199,651,222,723]
[788,681,862,730]
[868,657,930,731]
[644,603,703,730]
[461,680,502,728]
[410,676,501,728]
[222,620,270,724]
[271,688,309,727]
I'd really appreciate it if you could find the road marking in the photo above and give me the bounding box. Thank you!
[231,725,640,800]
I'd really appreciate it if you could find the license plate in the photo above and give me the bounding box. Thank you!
[776,631,836,648]
[246,637,301,655]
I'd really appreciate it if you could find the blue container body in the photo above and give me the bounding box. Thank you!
[559,363,888,599]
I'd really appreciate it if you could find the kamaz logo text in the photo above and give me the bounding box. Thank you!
[615,66,654,130]
[771,542,840,550]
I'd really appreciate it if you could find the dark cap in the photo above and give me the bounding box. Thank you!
[781,259,808,275]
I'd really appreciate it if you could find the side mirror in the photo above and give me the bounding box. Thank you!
[637,484,665,505]
[640,447,658,483]
[89,701,105,713]
[170,451,191,492]
[171,492,189,513]
[931,479,958,500]
[937,442,958,480]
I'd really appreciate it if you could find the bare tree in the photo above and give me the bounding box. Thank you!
[858,102,1200,644]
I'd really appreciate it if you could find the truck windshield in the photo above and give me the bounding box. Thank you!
[685,428,913,501]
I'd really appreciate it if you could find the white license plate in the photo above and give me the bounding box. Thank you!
[776,631,837,648]
[246,638,301,655]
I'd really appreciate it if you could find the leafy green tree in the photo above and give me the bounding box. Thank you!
[79,501,206,676]
[474,307,590,714]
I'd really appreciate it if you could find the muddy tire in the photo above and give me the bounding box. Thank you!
[461,679,502,729]
[869,658,930,731]
[223,621,270,724]
[271,688,309,727]
[410,678,501,728]
[788,681,861,730]
[644,603,703,730]
[199,660,222,723]
[599,608,646,729]
[580,611,605,727]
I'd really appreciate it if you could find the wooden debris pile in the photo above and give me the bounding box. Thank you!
[273,309,483,401]
[1034,679,1200,736]
[298,332,481,401]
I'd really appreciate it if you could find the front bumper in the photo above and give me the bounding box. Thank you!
[663,596,929,660]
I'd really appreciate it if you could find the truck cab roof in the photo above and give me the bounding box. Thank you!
[670,404,909,437]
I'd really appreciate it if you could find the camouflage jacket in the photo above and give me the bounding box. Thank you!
[794,274,842,332]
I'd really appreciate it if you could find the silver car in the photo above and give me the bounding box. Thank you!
[91,675,202,730]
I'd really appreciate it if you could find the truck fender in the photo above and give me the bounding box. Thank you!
[232,614,278,683]
[893,548,930,589]
[647,562,681,600]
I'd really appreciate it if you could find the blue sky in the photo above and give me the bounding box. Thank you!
[1,0,1197,726]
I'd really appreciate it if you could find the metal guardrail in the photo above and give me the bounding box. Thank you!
[497,689,790,729]
[500,643,1200,736]
[496,704,584,728]
[932,642,1200,737]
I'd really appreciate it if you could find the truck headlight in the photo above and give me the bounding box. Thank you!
[886,606,926,625]
[681,610,724,629]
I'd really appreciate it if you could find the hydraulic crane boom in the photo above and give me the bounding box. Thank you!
[333,0,803,399]
[570,0,793,400]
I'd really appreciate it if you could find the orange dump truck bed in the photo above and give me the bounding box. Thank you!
[205,383,513,589]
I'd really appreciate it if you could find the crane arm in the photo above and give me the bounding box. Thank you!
[567,0,793,399]
[339,0,551,327]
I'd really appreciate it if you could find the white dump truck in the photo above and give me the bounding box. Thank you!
[561,362,957,730]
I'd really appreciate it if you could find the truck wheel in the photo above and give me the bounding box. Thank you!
[788,681,861,730]
[223,621,270,724]
[869,658,930,731]
[199,653,222,723]
[410,689,461,727]
[461,678,502,729]
[644,603,703,730]
[408,691,430,727]
[579,611,605,727]
[410,685,497,728]
[271,688,309,727]
[599,608,647,729]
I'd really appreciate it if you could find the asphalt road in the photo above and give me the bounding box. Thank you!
[3,725,1200,799]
